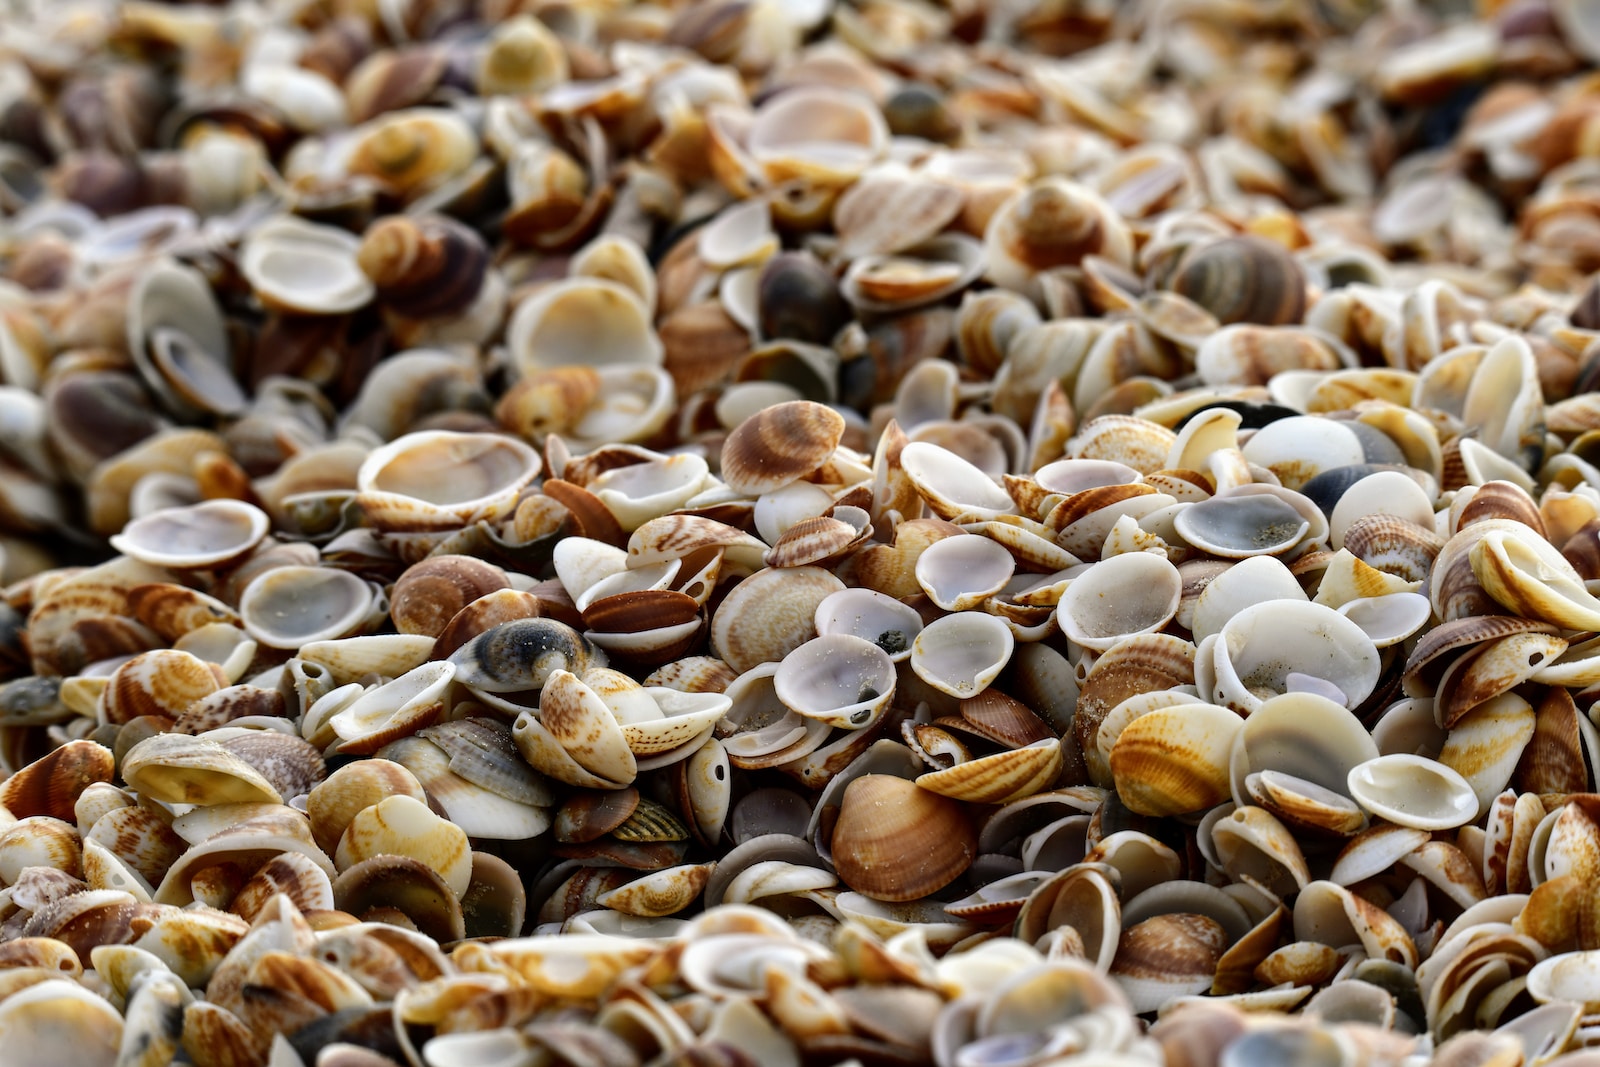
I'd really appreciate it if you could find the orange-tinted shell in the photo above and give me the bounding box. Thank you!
[829,774,975,902]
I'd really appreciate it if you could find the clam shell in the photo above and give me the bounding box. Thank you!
[910,611,1014,698]
[915,533,1016,611]
[109,501,268,569]
[916,738,1063,804]
[121,734,282,806]
[238,566,376,651]
[357,430,541,533]
[1057,552,1181,652]
[328,661,455,755]
[720,401,845,496]
[813,588,924,663]
[334,793,472,899]
[711,567,843,674]
[240,216,374,315]
[1347,754,1480,830]
[773,635,895,731]
[829,775,975,901]
[1109,703,1241,817]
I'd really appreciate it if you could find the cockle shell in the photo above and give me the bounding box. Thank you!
[829,775,975,901]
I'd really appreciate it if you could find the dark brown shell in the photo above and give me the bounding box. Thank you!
[1171,236,1307,326]
[357,215,489,320]
[555,787,641,843]
[173,686,288,735]
[719,401,845,495]
[660,301,752,396]
[581,590,701,635]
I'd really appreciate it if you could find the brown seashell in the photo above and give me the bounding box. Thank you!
[1074,633,1196,786]
[391,555,511,638]
[1342,513,1445,584]
[85,804,184,887]
[554,788,641,844]
[1434,631,1566,728]
[644,657,739,694]
[1456,480,1546,538]
[719,401,846,495]
[126,584,240,641]
[957,689,1056,748]
[0,740,113,822]
[829,775,975,902]
[1403,616,1559,700]
[101,649,228,726]
[213,730,328,802]
[764,514,871,569]
[1514,688,1590,796]
[1110,912,1228,1013]
[581,589,701,635]
[306,759,428,855]
[1170,236,1307,326]
[660,301,752,397]
[496,367,604,440]
[332,854,465,944]
[228,852,335,923]
[357,214,489,322]
[430,589,545,661]
[173,686,287,735]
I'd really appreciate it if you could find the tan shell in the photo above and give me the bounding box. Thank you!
[720,401,846,496]
[357,430,542,533]
[1109,703,1242,818]
[101,649,227,726]
[916,738,1063,805]
[334,794,472,899]
[121,734,282,806]
[829,775,975,902]
[711,566,844,674]
[391,555,510,638]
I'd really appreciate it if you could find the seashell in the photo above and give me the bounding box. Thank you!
[357,430,541,533]
[1471,527,1600,631]
[238,566,377,650]
[1110,913,1228,1014]
[229,852,335,924]
[391,556,510,639]
[829,775,975,901]
[306,759,427,855]
[1208,599,1380,715]
[507,278,663,377]
[596,863,715,917]
[773,635,895,731]
[1347,754,1481,831]
[765,512,871,569]
[357,214,502,346]
[0,817,84,884]
[522,668,637,787]
[1210,805,1312,898]
[900,440,1015,520]
[720,401,846,496]
[101,650,226,726]
[0,978,124,1066]
[335,794,472,899]
[1057,551,1182,652]
[984,177,1132,295]
[910,611,1014,698]
[328,662,455,756]
[240,216,375,315]
[125,260,245,420]
[916,738,1063,804]
[1108,703,1241,817]
[332,855,465,944]
[449,618,601,693]
[1170,236,1307,326]
[914,533,1015,611]
[0,740,113,823]
[121,734,282,806]
[1174,486,1323,559]
[711,567,843,675]
[747,86,888,187]
[834,169,965,259]
[840,234,986,313]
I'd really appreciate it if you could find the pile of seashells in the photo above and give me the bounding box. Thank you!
[8,0,1600,1063]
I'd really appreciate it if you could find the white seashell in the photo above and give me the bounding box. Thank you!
[1190,555,1307,642]
[773,634,895,730]
[239,566,377,649]
[240,215,374,314]
[900,441,1014,520]
[110,500,269,569]
[914,533,1015,612]
[1336,591,1432,648]
[1329,470,1437,551]
[1346,754,1480,830]
[813,588,923,663]
[1209,599,1380,715]
[1057,552,1181,652]
[507,278,664,377]
[910,611,1014,697]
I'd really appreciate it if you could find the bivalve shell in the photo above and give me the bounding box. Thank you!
[1347,754,1481,831]
[829,775,975,902]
